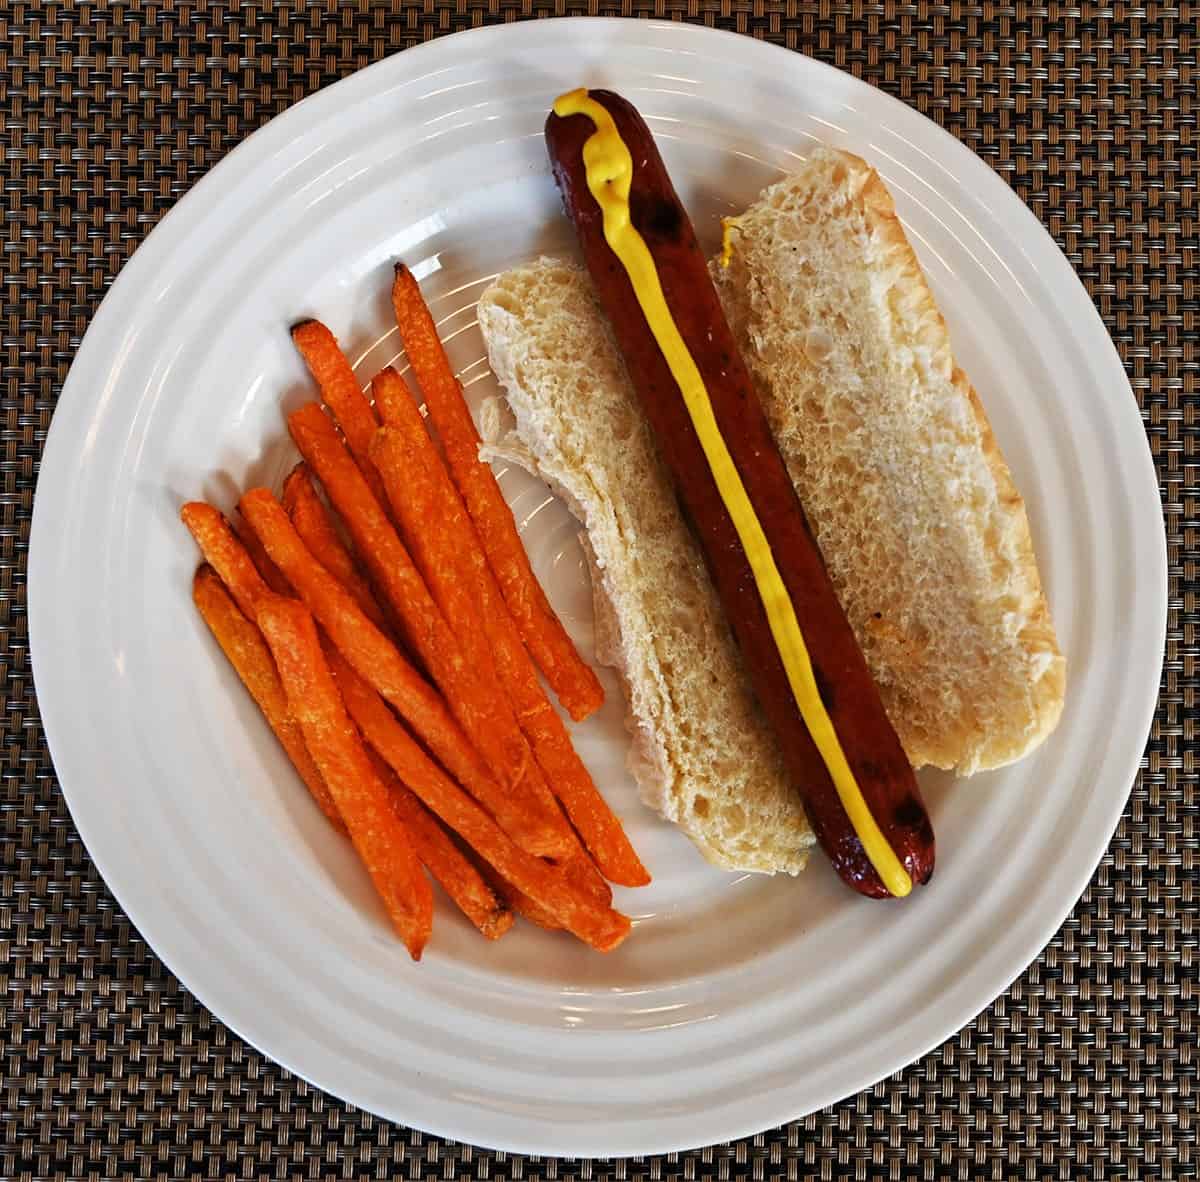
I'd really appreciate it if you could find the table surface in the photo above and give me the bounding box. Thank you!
[2,3,1195,1179]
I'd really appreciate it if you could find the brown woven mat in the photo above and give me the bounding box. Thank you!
[2,2,1195,1179]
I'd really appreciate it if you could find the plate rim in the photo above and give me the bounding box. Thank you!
[28,16,1167,1157]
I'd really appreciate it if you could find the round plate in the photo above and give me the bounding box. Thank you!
[29,18,1165,1157]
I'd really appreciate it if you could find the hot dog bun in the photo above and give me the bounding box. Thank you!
[478,150,1064,873]
[712,148,1065,775]
[478,259,815,875]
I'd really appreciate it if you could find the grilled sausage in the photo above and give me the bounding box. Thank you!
[546,89,934,897]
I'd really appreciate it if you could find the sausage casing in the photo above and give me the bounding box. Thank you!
[546,89,935,897]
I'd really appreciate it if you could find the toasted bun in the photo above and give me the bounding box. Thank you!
[478,259,814,875]
[712,147,1065,773]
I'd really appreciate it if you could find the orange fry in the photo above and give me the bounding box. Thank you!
[287,402,573,855]
[366,748,513,941]
[235,516,293,595]
[330,647,631,952]
[490,877,562,932]
[562,849,614,907]
[391,262,604,722]
[192,566,344,833]
[282,463,388,630]
[238,486,566,858]
[257,596,433,959]
[371,371,650,887]
[455,843,563,931]
[181,502,272,619]
[367,388,504,704]
[291,320,389,508]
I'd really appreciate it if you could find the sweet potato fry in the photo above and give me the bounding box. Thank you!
[490,876,562,931]
[192,566,344,832]
[291,320,389,508]
[281,463,388,630]
[233,484,509,938]
[456,843,563,930]
[238,486,566,858]
[234,516,293,596]
[371,371,650,887]
[287,402,573,854]
[371,414,624,892]
[562,849,614,907]
[477,848,606,926]
[257,596,433,959]
[367,386,504,703]
[181,502,272,619]
[391,262,604,722]
[329,647,631,952]
[365,748,513,941]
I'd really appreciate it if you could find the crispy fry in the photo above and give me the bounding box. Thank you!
[490,876,562,931]
[365,748,513,940]
[390,262,604,722]
[455,842,563,930]
[287,402,573,856]
[181,502,272,619]
[561,849,614,907]
[282,463,388,630]
[330,647,631,952]
[234,516,293,596]
[229,482,510,938]
[291,320,389,508]
[367,398,602,881]
[192,566,345,832]
[368,383,504,704]
[257,596,433,959]
[238,486,566,858]
[371,370,650,887]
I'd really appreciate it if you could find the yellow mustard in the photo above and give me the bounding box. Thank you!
[719,216,741,268]
[553,88,913,897]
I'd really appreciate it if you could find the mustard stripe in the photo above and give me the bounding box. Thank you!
[555,89,912,897]
[719,216,741,268]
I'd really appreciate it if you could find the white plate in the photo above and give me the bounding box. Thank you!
[29,18,1165,1158]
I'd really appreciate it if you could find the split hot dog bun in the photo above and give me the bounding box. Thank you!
[480,258,815,876]
[478,147,1064,876]
[713,150,1065,775]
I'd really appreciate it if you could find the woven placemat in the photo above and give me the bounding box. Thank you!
[2,2,1195,1179]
